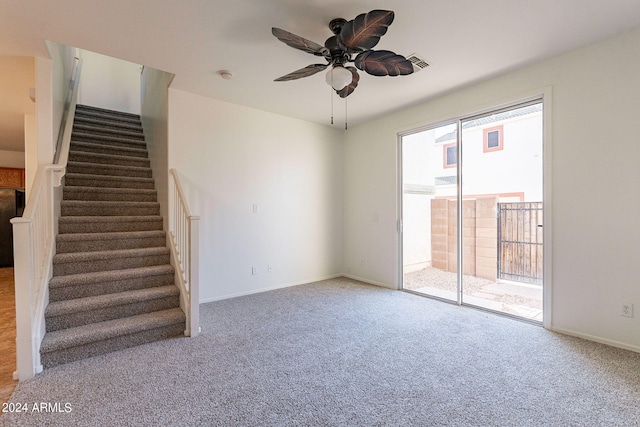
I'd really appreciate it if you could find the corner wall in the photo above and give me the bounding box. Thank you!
[168,90,344,302]
[343,26,640,351]
[140,67,174,231]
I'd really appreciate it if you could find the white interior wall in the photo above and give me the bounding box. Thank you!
[168,90,343,302]
[77,50,141,114]
[343,26,640,351]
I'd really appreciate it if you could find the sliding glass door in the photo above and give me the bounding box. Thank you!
[401,122,458,302]
[400,100,544,321]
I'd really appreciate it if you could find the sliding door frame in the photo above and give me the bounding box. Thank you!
[397,89,553,329]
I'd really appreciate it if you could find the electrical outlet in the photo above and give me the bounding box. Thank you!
[267,265,272,273]
[620,303,633,318]
[360,259,365,266]
[251,266,257,275]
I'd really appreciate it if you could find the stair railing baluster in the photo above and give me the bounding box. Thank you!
[168,169,200,337]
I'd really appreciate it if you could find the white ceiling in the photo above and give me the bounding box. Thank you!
[1,0,640,149]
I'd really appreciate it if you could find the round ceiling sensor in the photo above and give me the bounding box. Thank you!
[218,70,233,80]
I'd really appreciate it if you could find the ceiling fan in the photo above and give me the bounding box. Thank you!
[272,9,414,98]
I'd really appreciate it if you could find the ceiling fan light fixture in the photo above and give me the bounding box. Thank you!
[325,65,352,90]
[273,9,412,97]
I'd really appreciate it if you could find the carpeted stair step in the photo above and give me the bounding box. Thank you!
[65,173,155,189]
[61,200,160,216]
[75,105,141,123]
[74,114,142,127]
[64,186,157,202]
[58,215,163,234]
[40,308,186,369]
[53,247,170,276]
[66,161,152,178]
[45,285,181,332]
[73,123,145,140]
[71,132,148,150]
[74,111,143,125]
[56,230,166,253]
[68,151,151,168]
[49,265,176,302]
[73,115,143,133]
[70,141,148,158]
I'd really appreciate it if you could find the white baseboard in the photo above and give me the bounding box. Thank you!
[551,326,640,354]
[199,274,343,304]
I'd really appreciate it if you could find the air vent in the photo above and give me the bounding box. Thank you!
[406,53,430,72]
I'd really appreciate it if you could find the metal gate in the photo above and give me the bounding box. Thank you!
[497,202,543,285]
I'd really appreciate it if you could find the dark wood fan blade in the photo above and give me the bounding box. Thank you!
[338,10,394,53]
[354,50,414,77]
[274,64,328,81]
[337,67,360,98]
[272,28,329,57]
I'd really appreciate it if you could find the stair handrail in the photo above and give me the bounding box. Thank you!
[168,168,200,337]
[10,57,82,381]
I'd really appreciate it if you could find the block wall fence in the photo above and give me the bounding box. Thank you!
[431,197,498,281]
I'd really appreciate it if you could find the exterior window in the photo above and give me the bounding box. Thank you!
[443,143,457,168]
[483,125,504,152]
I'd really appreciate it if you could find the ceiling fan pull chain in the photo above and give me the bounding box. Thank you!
[345,97,348,130]
[330,84,334,125]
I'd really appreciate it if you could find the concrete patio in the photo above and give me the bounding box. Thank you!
[403,266,543,322]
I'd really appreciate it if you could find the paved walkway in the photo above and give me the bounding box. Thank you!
[404,267,543,321]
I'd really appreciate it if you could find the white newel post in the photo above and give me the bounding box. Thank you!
[10,218,37,380]
[169,169,200,338]
[189,215,200,337]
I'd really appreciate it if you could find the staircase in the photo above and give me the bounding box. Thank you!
[40,105,185,369]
